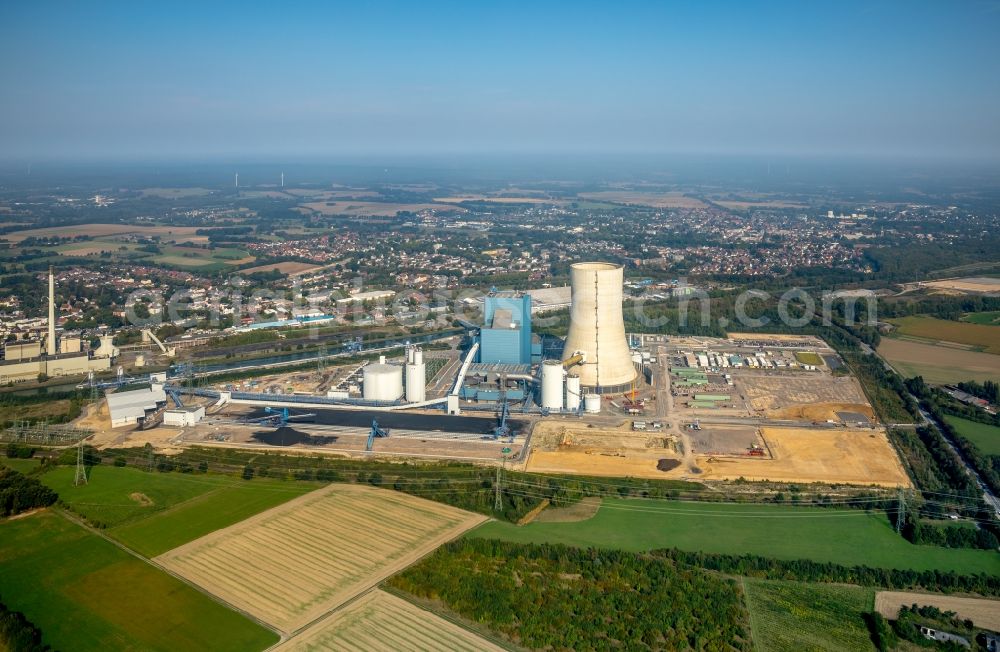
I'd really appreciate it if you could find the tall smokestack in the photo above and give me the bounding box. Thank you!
[47,266,56,356]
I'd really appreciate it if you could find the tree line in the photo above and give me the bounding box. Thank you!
[907,377,1000,499]
[0,599,49,652]
[0,468,57,518]
[650,548,1000,597]
[390,538,751,652]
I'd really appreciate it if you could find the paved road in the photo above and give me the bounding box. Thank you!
[656,344,697,473]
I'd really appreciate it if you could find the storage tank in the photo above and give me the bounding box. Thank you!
[562,262,637,393]
[565,373,582,411]
[584,393,601,413]
[540,360,564,411]
[363,363,403,401]
[405,347,426,402]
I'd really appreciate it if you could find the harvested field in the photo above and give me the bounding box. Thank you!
[735,374,873,422]
[274,589,504,652]
[433,195,557,204]
[535,496,602,523]
[156,483,486,635]
[695,427,910,487]
[878,338,1000,384]
[2,223,209,243]
[139,187,213,198]
[922,277,1000,294]
[299,201,463,217]
[889,315,1000,354]
[713,199,808,210]
[576,191,707,208]
[58,244,121,256]
[875,591,1000,630]
[240,261,324,275]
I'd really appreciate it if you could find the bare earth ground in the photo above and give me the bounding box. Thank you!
[155,483,486,635]
[695,427,911,488]
[525,421,681,479]
[534,496,602,523]
[274,589,505,652]
[735,374,872,421]
[875,591,1000,630]
[878,338,1000,384]
[921,277,1000,293]
[576,191,708,208]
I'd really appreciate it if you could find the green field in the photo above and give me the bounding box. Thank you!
[793,351,823,366]
[943,415,1000,456]
[0,511,277,651]
[743,579,875,652]
[470,499,1000,574]
[42,466,319,555]
[963,310,1000,326]
[151,245,251,269]
[0,456,43,474]
[889,315,1000,354]
[112,476,319,556]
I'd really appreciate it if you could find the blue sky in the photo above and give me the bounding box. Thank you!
[1,0,998,160]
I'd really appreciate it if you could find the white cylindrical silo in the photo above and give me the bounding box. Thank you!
[540,360,564,411]
[562,262,637,393]
[405,348,426,403]
[584,393,601,413]
[565,373,581,411]
[363,363,403,401]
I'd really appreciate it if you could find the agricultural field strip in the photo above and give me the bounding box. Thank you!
[874,591,1000,630]
[163,504,461,609]
[275,589,505,652]
[53,508,282,637]
[156,485,485,634]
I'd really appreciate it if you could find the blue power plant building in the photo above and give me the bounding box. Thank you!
[478,291,532,364]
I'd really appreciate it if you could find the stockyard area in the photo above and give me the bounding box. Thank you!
[169,401,522,463]
[521,333,909,487]
[156,483,486,636]
[274,590,504,652]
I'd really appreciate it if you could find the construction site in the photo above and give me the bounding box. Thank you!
[58,262,909,489]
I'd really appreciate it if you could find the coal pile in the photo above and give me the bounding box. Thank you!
[657,458,681,472]
[252,427,339,447]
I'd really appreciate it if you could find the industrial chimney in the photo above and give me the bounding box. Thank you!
[47,266,56,356]
[561,262,636,393]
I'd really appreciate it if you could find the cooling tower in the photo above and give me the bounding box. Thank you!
[562,262,637,393]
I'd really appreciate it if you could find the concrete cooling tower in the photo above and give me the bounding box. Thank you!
[561,262,637,393]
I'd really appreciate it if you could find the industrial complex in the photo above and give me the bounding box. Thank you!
[64,260,906,489]
[0,267,117,384]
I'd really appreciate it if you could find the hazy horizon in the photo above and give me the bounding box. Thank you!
[2,0,999,162]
